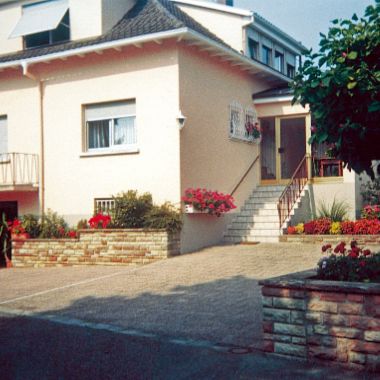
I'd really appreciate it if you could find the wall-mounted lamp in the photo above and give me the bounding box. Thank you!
[176,110,187,130]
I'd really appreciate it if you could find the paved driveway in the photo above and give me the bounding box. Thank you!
[0,243,323,349]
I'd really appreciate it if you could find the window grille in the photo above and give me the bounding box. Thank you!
[229,102,259,142]
[94,198,115,214]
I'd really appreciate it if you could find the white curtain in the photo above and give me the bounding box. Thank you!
[113,117,136,146]
[88,120,109,149]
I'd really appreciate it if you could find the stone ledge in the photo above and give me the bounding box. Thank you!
[259,270,380,295]
[261,270,380,371]
[12,230,180,268]
[280,235,380,245]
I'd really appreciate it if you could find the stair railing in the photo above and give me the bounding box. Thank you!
[230,154,260,197]
[277,154,311,227]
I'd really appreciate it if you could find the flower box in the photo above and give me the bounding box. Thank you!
[184,205,208,214]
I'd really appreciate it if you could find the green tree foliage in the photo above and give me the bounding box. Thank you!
[292,1,380,177]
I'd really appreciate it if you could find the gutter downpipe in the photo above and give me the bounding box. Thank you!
[21,61,45,219]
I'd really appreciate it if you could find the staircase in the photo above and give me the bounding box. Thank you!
[224,185,285,243]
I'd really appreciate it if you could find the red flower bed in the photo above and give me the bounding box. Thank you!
[314,218,332,234]
[317,241,380,282]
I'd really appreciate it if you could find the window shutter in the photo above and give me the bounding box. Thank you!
[85,101,136,121]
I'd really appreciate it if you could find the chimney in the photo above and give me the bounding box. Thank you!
[216,0,234,6]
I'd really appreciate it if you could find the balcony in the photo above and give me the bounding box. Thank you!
[0,153,39,191]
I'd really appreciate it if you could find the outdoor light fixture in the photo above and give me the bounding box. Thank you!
[177,110,187,130]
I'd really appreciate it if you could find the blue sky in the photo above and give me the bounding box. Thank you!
[233,0,373,51]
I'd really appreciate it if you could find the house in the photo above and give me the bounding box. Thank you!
[0,0,363,252]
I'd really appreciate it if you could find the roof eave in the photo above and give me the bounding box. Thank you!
[0,27,291,86]
[0,28,189,70]
[185,29,291,86]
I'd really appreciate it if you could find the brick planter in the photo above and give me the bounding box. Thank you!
[12,229,180,268]
[260,271,380,372]
[280,235,380,245]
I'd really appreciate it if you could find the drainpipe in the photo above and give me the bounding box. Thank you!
[21,61,45,219]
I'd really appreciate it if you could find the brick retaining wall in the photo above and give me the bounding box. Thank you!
[12,229,180,268]
[280,235,380,245]
[260,271,380,371]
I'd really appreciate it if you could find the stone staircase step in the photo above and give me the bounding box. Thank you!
[224,185,291,244]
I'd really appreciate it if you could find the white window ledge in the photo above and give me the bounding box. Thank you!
[80,148,140,158]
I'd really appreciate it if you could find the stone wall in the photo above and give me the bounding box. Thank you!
[260,270,380,371]
[280,235,380,245]
[12,229,180,268]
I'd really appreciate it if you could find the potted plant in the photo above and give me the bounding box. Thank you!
[245,121,261,143]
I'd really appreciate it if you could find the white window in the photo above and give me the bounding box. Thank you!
[9,0,70,49]
[84,100,137,152]
[229,102,259,143]
[275,51,284,73]
[0,116,8,154]
[262,45,272,66]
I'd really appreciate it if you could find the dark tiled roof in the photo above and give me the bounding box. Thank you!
[252,86,293,100]
[0,0,231,64]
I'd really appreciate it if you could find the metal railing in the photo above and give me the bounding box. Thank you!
[277,154,310,227]
[0,153,39,187]
[230,154,260,197]
[94,198,115,214]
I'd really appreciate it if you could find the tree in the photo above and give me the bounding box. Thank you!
[292,0,380,177]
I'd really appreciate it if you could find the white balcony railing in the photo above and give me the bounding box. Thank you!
[0,153,39,189]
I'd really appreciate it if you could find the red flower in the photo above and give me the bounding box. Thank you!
[88,213,111,229]
[67,230,77,239]
[363,249,371,256]
[359,260,366,267]
[348,251,358,259]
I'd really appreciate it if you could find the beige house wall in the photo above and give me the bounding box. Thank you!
[0,72,40,154]
[0,43,181,225]
[0,3,22,54]
[175,3,250,51]
[70,0,103,40]
[178,46,269,252]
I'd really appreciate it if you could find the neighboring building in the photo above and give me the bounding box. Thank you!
[0,0,363,252]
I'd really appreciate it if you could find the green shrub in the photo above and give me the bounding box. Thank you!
[317,197,350,222]
[0,213,10,266]
[21,214,41,238]
[39,209,68,238]
[361,178,380,205]
[143,202,182,232]
[77,219,89,230]
[111,190,153,228]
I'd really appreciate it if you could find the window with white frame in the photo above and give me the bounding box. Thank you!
[229,102,259,142]
[84,100,136,152]
[9,0,70,49]
[0,116,8,153]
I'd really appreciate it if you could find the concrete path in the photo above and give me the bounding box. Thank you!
[0,312,369,380]
[0,243,372,378]
[0,243,323,348]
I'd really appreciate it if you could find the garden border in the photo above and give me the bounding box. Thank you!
[260,270,380,371]
[12,229,180,268]
[280,235,380,245]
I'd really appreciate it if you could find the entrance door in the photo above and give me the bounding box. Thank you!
[260,116,307,183]
[0,201,18,221]
[279,117,306,180]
